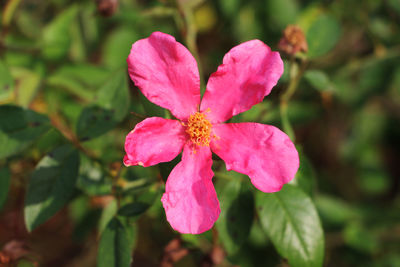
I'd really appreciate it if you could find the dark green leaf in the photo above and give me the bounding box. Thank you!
[24,145,80,231]
[256,185,324,267]
[97,217,136,267]
[216,178,254,254]
[118,202,149,218]
[0,105,52,159]
[76,106,116,140]
[306,15,341,58]
[0,167,11,210]
[77,70,130,140]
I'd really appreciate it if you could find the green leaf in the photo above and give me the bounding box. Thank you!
[0,105,52,159]
[24,144,80,232]
[102,27,138,69]
[256,185,324,267]
[96,71,130,122]
[0,60,14,102]
[304,70,334,92]
[290,151,316,196]
[97,217,136,267]
[118,202,149,218]
[306,15,341,58]
[266,0,299,30]
[42,6,78,60]
[218,0,240,17]
[315,194,358,226]
[343,222,378,253]
[234,6,262,42]
[11,67,41,107]
[0,167,11,210]
[98,200,118,235]
[77,70,130,140]
[76,155,112,196]
[388,0,400,15]
[216,178,254,254]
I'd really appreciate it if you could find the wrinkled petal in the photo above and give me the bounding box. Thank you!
[211,123,299,192]
[127,32,200,121]
[124,117,186,167]
[200,40,283,123]
[161,145,220,234]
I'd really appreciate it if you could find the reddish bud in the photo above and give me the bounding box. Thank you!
[278,25,308,55]
[96,0,119,17]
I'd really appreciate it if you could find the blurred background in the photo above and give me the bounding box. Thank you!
[0,0,400,266]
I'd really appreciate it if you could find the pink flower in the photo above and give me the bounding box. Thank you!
[124,32,299,234]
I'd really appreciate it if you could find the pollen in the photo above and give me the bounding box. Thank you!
[185,111,213,147]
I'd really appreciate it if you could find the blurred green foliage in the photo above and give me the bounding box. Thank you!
[0,0,399,266]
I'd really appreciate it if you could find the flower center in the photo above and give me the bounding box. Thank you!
[185,112,212,147]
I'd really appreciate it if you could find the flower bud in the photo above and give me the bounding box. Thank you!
[278,25,308,55]
[96,0,119,17]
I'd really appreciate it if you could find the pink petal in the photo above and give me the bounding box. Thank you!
[161,144,220,234]
[124,117,186,167]
[200,40,283,123]
[211,123,299,192]
[127,32,200,121]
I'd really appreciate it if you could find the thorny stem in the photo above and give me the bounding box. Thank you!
[51,114,124,206]
[49,115,112,176]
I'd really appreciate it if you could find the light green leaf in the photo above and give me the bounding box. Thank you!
[24,145,80,232]
[11,67,41,107]
[0,105,52,159]
[306,15,341,58]
[42,6,78,60]
[315,194,358,226]
[216,178,254,254]
[0,60,14,102]
[76,70,130,140]
[343,222,378,253]
[97,217,136,267]
[0,167,11,210]
[103,27,138,69]
[77,155,112,196]
[256,185,324,267]
[234,5,262,42]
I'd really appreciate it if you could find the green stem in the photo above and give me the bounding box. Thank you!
[177,4,205,97]
[279,60,306,142]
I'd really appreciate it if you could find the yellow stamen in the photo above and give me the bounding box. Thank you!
[185,112,212,147]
